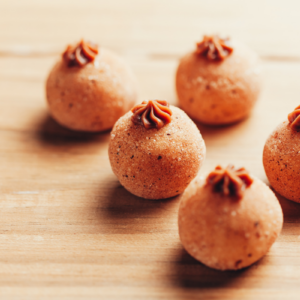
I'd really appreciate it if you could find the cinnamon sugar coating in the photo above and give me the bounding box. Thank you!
[176,39,262,125]
[196,35,233,61]
[131,100,172,129]
[263,120,300,202]
[63,40,99,67]
[288,105,300,131]
[178,175,283,271]
[46,47,137,132]
[206,165,253,199]
[108,106,206,199]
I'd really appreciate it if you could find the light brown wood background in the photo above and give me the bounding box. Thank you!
[1,0,300,299]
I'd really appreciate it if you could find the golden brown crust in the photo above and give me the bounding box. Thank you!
[263,121,300,202]
[108,106,206,199]
[46,48,138,132]
[131,100,172,129]
[196,35,233,61]
[176,40,262,125]
[178,175,283,271]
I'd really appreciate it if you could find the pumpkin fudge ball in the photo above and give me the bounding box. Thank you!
[263,106,300,202]
[176,35,262,125]
[108,100,206,199]
[46,39,138,132]
[178,165,283,271]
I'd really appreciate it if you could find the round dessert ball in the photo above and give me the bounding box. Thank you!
[46,39,138,132]
[108,100,206,199]
[263,107,300,202]
[178,165,283,271]
[176,35,262,125]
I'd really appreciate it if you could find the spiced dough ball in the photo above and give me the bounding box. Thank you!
[178,165,283,271]
[176,36,262,125]
[263,109,300,202]
[46,40,137,132]
[108,100,206,199]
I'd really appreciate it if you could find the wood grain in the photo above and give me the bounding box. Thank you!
[1,0,300,299]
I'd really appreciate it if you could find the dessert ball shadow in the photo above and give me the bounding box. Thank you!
[170,246,254,289]
[273,189,300,222]
[93,179,180,233]
[35,112,111,147]
[193,114,253,139]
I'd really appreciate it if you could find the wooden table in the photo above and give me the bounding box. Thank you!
[1,0,300,299]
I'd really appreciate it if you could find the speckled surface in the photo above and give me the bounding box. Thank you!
[108,106,206,199]
[263,121,300,202]
[46,48,138,132]
[175,40,262,125]
[178,174,283,271]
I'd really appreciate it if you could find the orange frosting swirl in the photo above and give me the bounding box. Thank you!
[63,39,99,67]
[131,100,172,129]
[288,105,300,131]
[196,35,233,61]
[206,165,253,199]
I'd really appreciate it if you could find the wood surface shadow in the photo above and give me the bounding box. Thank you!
[35,112,111,146]
[194,116,253,140]
[173,101,254,139]
[273,190,300,223]
[170,246,255,289]
[95,179,180,233]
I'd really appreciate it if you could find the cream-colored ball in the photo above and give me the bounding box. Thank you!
[46,48,137,132]
[108,106,206,199]
[178,175,283,270]
[176,40,262,125]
